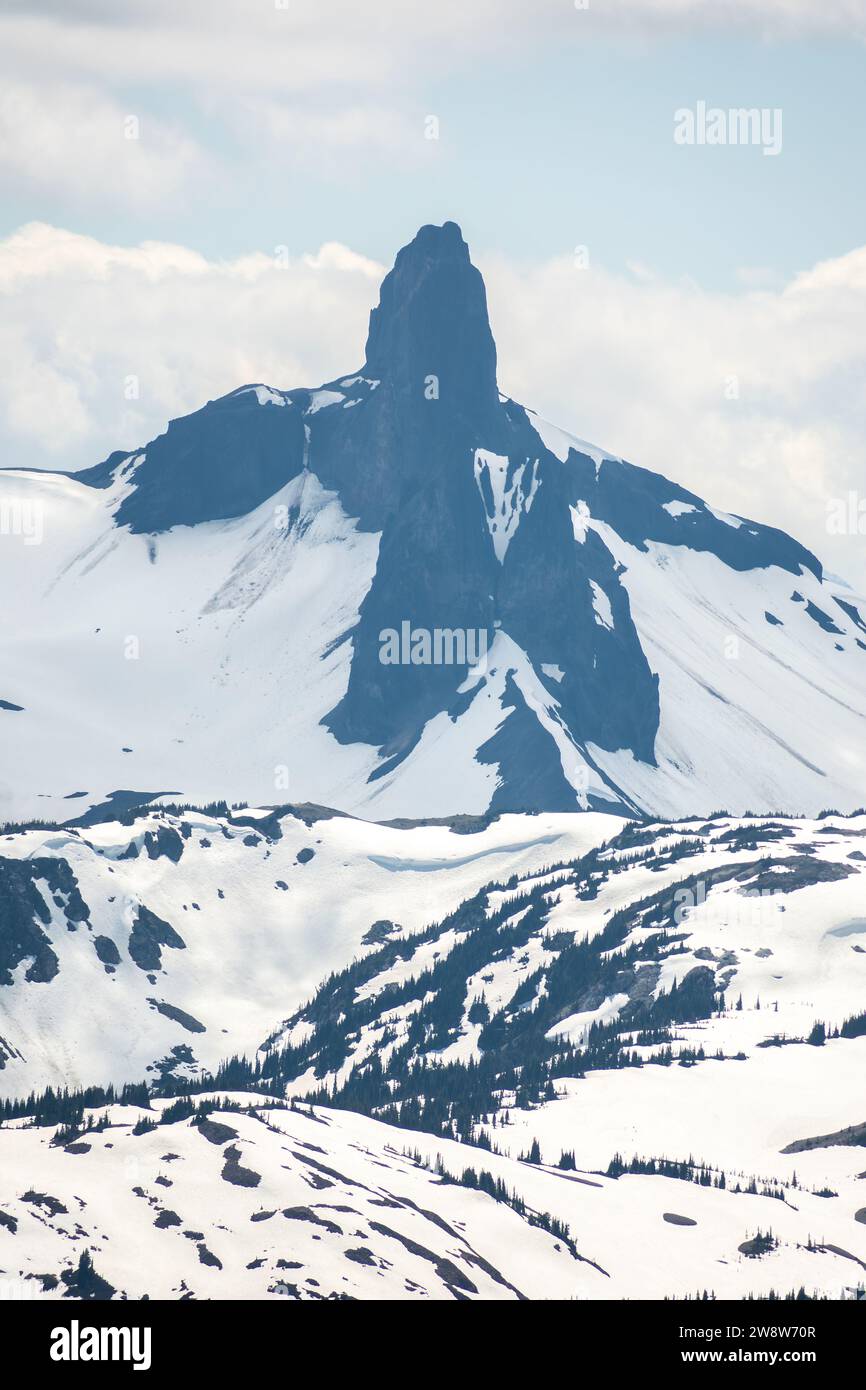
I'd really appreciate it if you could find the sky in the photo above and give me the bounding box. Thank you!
[2,0,866,587]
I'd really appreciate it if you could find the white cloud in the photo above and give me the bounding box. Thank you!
[0,81,210,209]
[0,222,382,460]
[579,0,866,40]
[2,1,863,207]
[1,219,864,590]
[234,99,421,175]
[483,245,866,589]
[0,6,440,204]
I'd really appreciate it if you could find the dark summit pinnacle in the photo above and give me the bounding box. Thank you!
[21,218,849,820]
[83,222,504,537]
[363,221,499,413]
[308,221,507,532]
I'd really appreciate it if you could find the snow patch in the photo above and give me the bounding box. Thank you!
[570,501,591,544]
[589,580,614,630]
[526,410,617,471]
[473,450,541,564]
[306,390,344,415]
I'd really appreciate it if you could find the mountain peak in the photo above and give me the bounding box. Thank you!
[363,221,498,408]
[395,219,470,263]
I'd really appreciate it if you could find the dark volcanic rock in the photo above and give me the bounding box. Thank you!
[112,388,307,534]
[128,905,185,972]
[93,935,121,971]
[781,1120,866,1155]
[221,1144,262,1188]
[143,826,185,863]
[147,997,206,1033]
[0,857,89,985]
[362,919,399,946]
[196,1118,238,1146]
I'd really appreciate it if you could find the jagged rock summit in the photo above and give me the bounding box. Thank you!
[1,222,865,824]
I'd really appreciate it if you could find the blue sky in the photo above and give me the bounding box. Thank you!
[1,14,864,288]
[1,1,865,586]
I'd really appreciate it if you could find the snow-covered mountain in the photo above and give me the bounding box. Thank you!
[2,809,865,1300]
[2,1087,864,1303]
[267,813,866,1108]
[3,220,866,824]
[3,223,865,1303]
[0,803,618,1099]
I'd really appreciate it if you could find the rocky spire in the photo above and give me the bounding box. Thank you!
[363,221,499,411]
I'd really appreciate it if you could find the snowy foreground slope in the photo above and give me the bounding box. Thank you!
[1,1091,864,1303]
[0,804,618,1099]
[1,810,865,1300]
[3,221,866,822]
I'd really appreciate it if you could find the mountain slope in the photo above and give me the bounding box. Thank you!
[3,810,866,1302]
[261,813,866,1120]
[0,803,619,1099]
[2,1093,864,1302]
[2,220,865,822]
